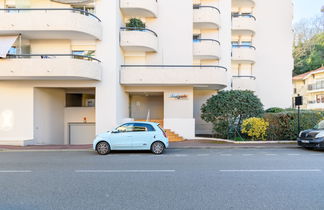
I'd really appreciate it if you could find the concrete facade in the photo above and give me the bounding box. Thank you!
[0,0,293,145]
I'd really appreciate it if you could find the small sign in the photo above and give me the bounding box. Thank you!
[169,93,188,100]
[295,96,303,106]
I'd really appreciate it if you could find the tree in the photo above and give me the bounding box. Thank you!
[126,18,146,29]
[201,90,264,139]
[293,32,324,75]
[294,14,324,45]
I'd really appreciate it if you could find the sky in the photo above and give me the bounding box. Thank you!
[293,0,323,23]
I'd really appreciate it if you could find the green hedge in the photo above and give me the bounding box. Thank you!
[264,111,324,140]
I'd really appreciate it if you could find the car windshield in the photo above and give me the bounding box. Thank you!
[313,120,324,130]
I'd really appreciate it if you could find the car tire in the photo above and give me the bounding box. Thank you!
[96,141,111,155]
[151,141,165,155]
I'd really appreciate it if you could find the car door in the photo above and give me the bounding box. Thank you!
[132,123,155,149]
[109,123,134,150]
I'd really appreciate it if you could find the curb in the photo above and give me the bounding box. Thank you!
[0,146,300,152]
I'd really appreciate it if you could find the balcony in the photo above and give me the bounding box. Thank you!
[0,8,102,40]
[193,39,221,60]
[120,65,227,89]
[232,15,256,35]
[232,76,256,91]
[0,54,102,80]
[193,6,220,29]
[120,0,158,17]
[307,102,324,110]
[308,81,324,93]
[232,45,256,63]
[120,27,158,52]
[232,0,255,8]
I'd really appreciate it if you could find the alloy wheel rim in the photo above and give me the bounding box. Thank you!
[98,142,108,154]
[153,142,163,154]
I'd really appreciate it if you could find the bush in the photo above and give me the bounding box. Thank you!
[265,107,284,113]
[264,111,324,140]
[241,118,269,140]
[201,90,264,139]
[126,18,146,28]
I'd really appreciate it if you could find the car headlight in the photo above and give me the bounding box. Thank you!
[315,132,324,139]
[299,131,303,137]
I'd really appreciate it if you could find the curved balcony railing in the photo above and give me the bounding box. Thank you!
[193,5,220,14]
[120,27,158,37]
[0,8,101,22]
[193,5,221,29]
[194,39,220,45]
[120,64,228,89]
[120,27,158,52]
[232,14,256,21]
[232,75,256,79]
[193,39,221,60]
[232,45,256,50]
[232,14,256,34]
[6,54,101,63]
[231,45,256,63]
[1,54,102,80]
[121,64,227,71]
[0,8,102,39]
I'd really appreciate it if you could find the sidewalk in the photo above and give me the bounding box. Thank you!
[0,140,298,151]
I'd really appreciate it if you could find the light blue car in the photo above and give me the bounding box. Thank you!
[93,122,169,155]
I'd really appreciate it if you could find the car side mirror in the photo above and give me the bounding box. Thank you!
[111,130,119,134]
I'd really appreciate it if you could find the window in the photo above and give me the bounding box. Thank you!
[232,41,239,47]
[72,50,95,60]
[241,41,252,47]
[116,123,134,132]
[134,123,155,132]
[66,93,95,107]
[193,34,201,42]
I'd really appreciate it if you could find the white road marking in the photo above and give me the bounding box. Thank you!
[219,169,321,172]
[220,154,232,156]
[242,154,254,156]
[288,154,300,156]
[197,154,210,157]
[75,170,176,173]
[0,170,32,173]
[265,154,277,156]
[174,154,188,157]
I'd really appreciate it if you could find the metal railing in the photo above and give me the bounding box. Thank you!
[0,8,101,22]
[120,27,158,37]
[6,54,101,63]
[232,75,256,80]
[193,5,221,14]
[232,14,256,21]
[232,45,256,50]
[121,64,227,71]
[308,81,324,91]
[193,39,220,45]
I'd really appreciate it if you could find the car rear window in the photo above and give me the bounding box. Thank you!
[134,123,155,132]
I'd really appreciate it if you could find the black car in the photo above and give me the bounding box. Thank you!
[298,120,324,149]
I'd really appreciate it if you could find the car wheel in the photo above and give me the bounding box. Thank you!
[96,141,110,155]
[151,141,165,155]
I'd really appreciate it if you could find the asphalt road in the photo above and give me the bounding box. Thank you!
[0,148,324,210]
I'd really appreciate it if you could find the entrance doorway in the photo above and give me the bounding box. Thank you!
[129,92,164,121]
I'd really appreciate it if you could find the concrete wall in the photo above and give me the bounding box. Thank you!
[0,82,34,145]
[34,88,65,145]
[254,0,293,108]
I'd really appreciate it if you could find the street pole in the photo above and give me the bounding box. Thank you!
[297,105,300,134]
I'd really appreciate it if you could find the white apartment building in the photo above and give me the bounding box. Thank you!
[0,0,293,145]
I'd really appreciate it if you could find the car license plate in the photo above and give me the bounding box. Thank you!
[301,140,309,143]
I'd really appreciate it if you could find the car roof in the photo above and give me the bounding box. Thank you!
[125,121,159,126]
